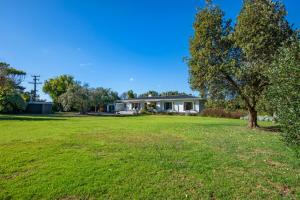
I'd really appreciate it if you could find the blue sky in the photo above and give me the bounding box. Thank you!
[0,0,299,100]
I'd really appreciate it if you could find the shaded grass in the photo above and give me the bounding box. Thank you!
[0,115,299,199]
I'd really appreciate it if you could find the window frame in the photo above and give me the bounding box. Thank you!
[164,102,173,110]
[184,102,193,111]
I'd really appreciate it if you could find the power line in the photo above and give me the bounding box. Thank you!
[29,75,42,102]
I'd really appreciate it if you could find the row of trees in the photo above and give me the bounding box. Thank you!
[43,75,118,114]
[43,75,193,113]
[0,67,194,114]
[188,0,299,146]
[120,90,190,99]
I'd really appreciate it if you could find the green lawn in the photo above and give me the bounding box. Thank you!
[0,115,299,199]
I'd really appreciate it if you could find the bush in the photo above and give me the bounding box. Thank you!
[139,108,150,115]
[201,108,246,119]
[267,40,300,148]
[0,89,26,113]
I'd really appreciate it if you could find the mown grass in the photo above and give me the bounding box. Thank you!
[0,114,299,199]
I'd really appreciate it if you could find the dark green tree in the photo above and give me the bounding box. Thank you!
[139,90,159,98]
[188,0,293,128]
[268,39,300,148]
[160,91,188,96]
[120,90,136,99]
[0,62,26,113]
[127,90,136,99]
[90,87,119,112]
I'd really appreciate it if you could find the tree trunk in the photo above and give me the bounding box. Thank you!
[248,108,259,128]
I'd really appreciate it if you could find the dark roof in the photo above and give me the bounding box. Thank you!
[119,95,201,101]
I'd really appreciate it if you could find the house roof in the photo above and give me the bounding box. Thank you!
[117,95,204,102]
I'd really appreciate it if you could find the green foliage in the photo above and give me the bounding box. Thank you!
[43,75,75,104]
[188,1,232,95]
[90,87,119,112]
[139,91,189,98]
[188,0,294,127]
[127,90,136,99]
[0,88,26,113]
[0,62,26,113]
[58,83,90,114]
[139,90,159,97]
[44,75,119,113]
[21,91,31,103]
[268,40,300,147]
[0,62,26,90]
[160,91,188,96]
[234,0,292,63]
[0,115,299,199]
[120,90,137,99]
[256,92,275,115]
[205,97,245,111]
[201,108,247,119]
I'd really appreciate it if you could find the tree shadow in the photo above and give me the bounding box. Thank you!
[258,125,281,132]
[0,115,66,121]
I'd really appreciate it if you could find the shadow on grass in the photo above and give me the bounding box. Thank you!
[0,115,66,121]
[258,125,281,132]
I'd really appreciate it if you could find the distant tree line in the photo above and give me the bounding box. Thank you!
[0,66,195,115]
[43,75,119,114]
[119,90,190,99]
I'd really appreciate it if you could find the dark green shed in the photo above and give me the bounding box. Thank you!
[26,102,53,114]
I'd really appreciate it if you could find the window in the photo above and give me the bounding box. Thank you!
[184,102,193,111]
[132,103,140,110]
[164,102,172,110]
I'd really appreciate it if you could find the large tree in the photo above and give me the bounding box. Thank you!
[58,83,90,114]
[0,62,26,113]
[120,90,136,99]
[188,0,293,128]
[90,87,119,112]
[43,75,75,109]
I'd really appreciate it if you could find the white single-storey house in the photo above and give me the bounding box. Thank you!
[115,95,205,114]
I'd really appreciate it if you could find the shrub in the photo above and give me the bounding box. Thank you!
[267,40,300,148]
[0,89,26,113]
[201,108,246,119]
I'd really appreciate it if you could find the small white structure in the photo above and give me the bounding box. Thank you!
[115,95,205,114]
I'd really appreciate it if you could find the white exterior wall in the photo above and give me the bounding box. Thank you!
[156,101,162,112]
[161,100,202,113]
[115,103,125,112]
[126,103,131,111]
[172,101,181,112]
[118,99,204,113]
[194,101,200,112]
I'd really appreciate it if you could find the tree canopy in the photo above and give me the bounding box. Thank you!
[120,90,137,99]
[188,0,294,128]
[268,39,300,148]
[58,83,90,114]
[0,62,27,113]
[43,75,75,103]
[90,87,119,112]
[139,90,159,98]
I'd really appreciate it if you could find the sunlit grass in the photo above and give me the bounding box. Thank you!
[0,114,299,199]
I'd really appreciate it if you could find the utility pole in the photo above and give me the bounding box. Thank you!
[29,75,42,102]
